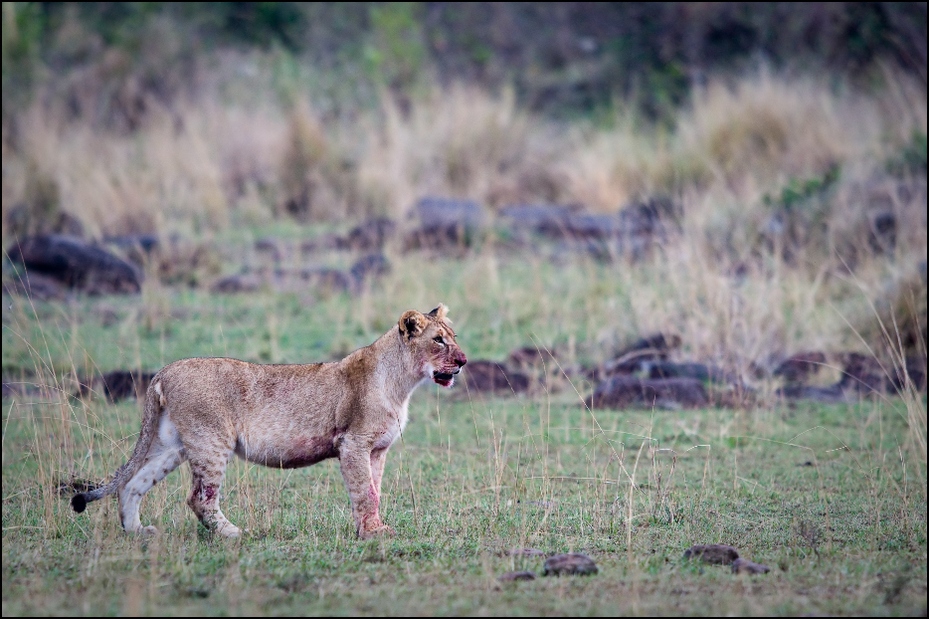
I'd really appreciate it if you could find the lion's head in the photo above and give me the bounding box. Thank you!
[398,304,467,387]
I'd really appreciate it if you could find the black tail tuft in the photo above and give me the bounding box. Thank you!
[71,493,87,513]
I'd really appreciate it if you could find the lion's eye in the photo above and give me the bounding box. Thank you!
[433,336,445,346]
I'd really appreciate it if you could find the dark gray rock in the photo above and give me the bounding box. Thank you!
[404,197,486,250]
[349,253,390,285]
[894,357,926,392]
[290,268,354,293]
[461,360,531,395]
[7,235,142,295]
[774,351,828,384]
[103,234,161,265]
[498,204,576,235]
[341,218,397,251]
[601,333,682,376]
[498,570,537,582]
[2,271,68,300]
[587,376,708,410]
[646,361,734,384]
[543,553,598,576]
[76,370,156,403]
[731,558,771,574]
[683,544,740,565]
[211,273,263,294]
[839,352,892,395]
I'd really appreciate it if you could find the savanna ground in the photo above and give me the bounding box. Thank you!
[2,3,928,616]
[2,253,926,616]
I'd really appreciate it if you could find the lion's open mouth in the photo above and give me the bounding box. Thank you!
[432,371,457,387]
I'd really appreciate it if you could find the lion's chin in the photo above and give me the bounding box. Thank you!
[432,372,455,388]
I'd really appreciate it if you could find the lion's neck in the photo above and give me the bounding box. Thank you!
[350,327,427,407]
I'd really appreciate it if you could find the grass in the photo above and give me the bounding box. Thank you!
[2,46,926,616]
[2,248,926,616]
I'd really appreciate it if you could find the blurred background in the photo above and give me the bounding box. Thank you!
[1,2,926,388]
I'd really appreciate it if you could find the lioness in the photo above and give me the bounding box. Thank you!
[71,304,467,539]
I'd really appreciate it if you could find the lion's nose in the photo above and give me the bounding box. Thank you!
[455,353,467,368]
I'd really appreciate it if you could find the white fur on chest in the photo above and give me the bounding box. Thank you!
[373,399,410,450]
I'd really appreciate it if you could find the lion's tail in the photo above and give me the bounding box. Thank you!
[71,377,165,513]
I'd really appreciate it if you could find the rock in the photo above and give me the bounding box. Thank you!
[290,268,354,293]
[498,204,576,236]
[542,553,598,576]
[731,558,771,575]
[2,271,68,301]
[561,213,625,241]
[773,351,828,384]
[254,238,284,264]
[211,273,264,294]
[299,234,343,255]
[461,360,531,395]
[646,361,734,384]
[839,352,891,395]
[7,235,142,295]
[601,333,682,375]
[103,234,161,266]
[683,544,740,565]
[867,209,897,255]
[507,346,554,368]
[76,370,156,402]
[894,357,926,392]
[404,197,486,250]
[341,218,397,251]
[586,376,708,410]
[516,198,677,261]
[349,253,390,286]
[498,570,537,582]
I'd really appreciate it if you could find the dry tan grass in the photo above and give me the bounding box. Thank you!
[2,67,925,390]
[3,67,925,236]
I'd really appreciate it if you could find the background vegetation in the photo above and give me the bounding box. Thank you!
[2,2,926,616]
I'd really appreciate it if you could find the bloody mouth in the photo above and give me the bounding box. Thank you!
[432,371,456,387]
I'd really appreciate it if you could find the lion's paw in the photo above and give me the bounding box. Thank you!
[359,524,395,540]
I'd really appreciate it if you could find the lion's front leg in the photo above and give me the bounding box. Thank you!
[370,447,388,497]
[338,441,392,539]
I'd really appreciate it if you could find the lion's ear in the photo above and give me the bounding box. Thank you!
[426,304,448,320]
[399,310,428,338]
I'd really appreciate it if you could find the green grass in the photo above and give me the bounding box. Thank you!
[2,251,927,616]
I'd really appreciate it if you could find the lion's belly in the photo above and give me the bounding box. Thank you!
[235,433,339,469]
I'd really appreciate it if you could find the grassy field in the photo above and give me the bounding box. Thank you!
[3,15,927,612]
[2,247,926,616]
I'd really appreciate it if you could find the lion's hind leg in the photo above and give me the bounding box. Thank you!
[185,443,241,538]
[117,424,185,535]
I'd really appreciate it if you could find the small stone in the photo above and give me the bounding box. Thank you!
[683,544,740,565]
[542,553,598,576]
[498,570,536,582]
[731,558,771,575]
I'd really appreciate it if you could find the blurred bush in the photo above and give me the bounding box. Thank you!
[3,2,926,121]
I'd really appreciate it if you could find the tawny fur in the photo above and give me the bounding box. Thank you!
[71,304,467,539]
